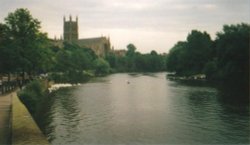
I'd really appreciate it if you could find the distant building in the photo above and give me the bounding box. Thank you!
[113,49,126,57]
[77,37,111,57]
[54,15,111,57]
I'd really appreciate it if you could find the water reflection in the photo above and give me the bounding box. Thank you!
[36,73,250,144]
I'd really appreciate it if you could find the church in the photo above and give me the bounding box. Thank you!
[54,15,111,57]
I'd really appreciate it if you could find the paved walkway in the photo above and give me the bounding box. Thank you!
[0,92,12,145]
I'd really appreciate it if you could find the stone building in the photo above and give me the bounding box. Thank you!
[63,16,78,42]
[78,37,111,57]
[113,49,126,57]
[62,16,111,57]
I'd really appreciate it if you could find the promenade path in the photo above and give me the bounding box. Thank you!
[0,92,12,145]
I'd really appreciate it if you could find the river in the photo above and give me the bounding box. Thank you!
[36,73,249,144]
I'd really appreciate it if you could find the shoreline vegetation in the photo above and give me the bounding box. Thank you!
[166,73,206,81]
[48,83,80,92]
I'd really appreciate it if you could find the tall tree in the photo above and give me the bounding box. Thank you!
[0,23,15,73]
[2,8,51,77]
[126,43,136,57]
[126,43,137,71]
[166,30,212,75]
[185,30,213,74]
[166,41,187,74]
[215,23,250,84]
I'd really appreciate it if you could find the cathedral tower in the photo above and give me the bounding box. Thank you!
[63,15,78,42]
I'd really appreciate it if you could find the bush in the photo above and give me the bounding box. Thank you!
[48,71,94,84]
[48,72,68,83]
[18,80,45,114]
[93,58,110,76]
[67,70,92,84]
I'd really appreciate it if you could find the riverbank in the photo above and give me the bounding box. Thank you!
[12,92,49,145]
[166,73,206,81]
[48,83,81,92]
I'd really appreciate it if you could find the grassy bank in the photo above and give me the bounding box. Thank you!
[12,92,49,145]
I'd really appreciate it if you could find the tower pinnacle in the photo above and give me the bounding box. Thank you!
[63,15,78,42]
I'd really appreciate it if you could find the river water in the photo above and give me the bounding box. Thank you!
[36,73,249,144]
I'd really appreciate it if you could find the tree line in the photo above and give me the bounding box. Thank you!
[0,8,249,87]
[0,8,167,84]
[166,23,249,87]
[106,43,166,72]
[0,9,112,83]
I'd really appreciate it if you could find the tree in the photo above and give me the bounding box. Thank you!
[185,30,213,74]
[215,23,249,84]
[54,50,72,72]
[203,59,218,80]
[1,8,51,78]
[134,52,146,71]
[105,52,117,68]
[53,43,97,72]
[0,23,17,74]
[166,30,212,76]
[166,41,187,74]
[93,58,110,75]
[125,43,137,71]
[126,43,136,57]
[148,50,165,71]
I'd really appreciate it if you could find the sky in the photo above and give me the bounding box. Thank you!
[0,0,249,53]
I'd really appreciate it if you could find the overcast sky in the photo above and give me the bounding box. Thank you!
[0,0,249,53]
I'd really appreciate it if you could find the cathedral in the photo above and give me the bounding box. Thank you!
[55,15,111,57]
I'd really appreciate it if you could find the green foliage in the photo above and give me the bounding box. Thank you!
[0,8,167,82]
[54,50,72,72]
[105,43,166,72]
[18,80,45,114]
[0,8,53,75]
[115,56,127,72]
[105,52,117,68]
[126,43,137,57]
[49,71,93,84]
[48,72,65,83]
[166,23,249,90]
[133,51,165,72]
[94,58,110,75]
[166,41,187,73]
[53,43,96,73]
[186,30,213,73]
[2,8,248,93]
[167,30,213,75]
[0,23,19,73]
[215,23,249,84]
[125,43,137,70]
[203,59,218,80]
[50,42,97,83]
[149,51,165,71]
